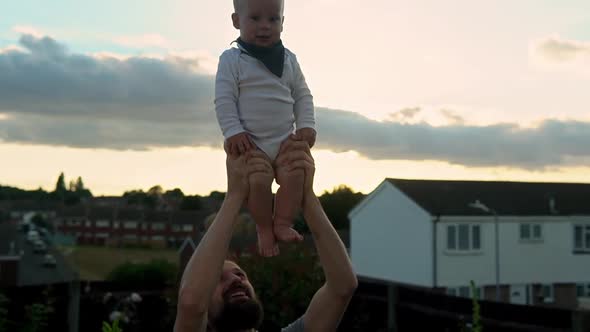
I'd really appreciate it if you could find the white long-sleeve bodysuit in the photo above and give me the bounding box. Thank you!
[214,45,315,161]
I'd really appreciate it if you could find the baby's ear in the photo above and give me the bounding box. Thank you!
[232,13,240,29]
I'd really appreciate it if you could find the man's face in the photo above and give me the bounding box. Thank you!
[233,0,284,47]
[208,261,263,331]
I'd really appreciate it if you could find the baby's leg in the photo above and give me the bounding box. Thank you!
[248,158,279,257]
[273,163,304,243]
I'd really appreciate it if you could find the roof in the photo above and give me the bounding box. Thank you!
[0,223,79,286]
[1,200,60,212]
[177,237,197,254]
[386,178,590,216]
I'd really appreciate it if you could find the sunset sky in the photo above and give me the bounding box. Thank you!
[1,0,589,196]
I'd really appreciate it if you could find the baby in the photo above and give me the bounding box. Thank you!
[215,0,316,256]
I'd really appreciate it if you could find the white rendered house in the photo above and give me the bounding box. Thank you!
[349,178,590,308]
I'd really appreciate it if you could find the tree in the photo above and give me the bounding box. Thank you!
[180,195,202,210]
[54,173,67,195]
[147,185,163,197]
[208,191,226,202]
[164,188,184,199]
[123,190,155,209]
[318,185,365,230]
[31,214,54,233]
[107,260,178,289]
[75,177,85,192]
[237,244,323,330]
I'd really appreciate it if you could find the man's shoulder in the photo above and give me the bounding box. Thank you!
[281,316,305,332]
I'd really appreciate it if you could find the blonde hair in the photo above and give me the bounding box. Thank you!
[233,0,245,13]
[233,0,284,14]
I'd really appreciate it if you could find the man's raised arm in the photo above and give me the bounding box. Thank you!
[174,151,273,332]
[278,139,358,331]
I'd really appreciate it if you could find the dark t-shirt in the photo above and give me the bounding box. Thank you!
[281,317,304,332]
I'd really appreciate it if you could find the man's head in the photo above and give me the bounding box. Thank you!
[232,0,285,47]
[208,260,263,331]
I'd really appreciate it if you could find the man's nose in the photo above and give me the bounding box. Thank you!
[228,274,241,284]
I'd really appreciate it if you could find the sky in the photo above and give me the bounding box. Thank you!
[1,0,590,196]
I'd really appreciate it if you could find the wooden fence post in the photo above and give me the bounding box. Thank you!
[388,284,398,332]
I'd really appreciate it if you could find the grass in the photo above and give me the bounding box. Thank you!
[59,245,179,281]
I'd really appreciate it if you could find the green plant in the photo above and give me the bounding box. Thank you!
[237,244,324,328]
[107,259,178,289]
[22,303,53,332]
[102,318,123,332]
[470,280,483,332]
[0,292,9,332]
[22,287,55,332]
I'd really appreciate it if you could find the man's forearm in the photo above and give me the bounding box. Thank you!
[303,195,357,296]
[177,193,243,312]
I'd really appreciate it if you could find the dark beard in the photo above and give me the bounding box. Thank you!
[211,297,264,332]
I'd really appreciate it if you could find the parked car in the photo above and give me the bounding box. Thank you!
[43,254,56,267]
[33,241,47,254]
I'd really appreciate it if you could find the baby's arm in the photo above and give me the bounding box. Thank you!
[290,53,316,148]
[215,50,252,154]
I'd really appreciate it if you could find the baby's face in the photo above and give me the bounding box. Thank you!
[233,0,284,47]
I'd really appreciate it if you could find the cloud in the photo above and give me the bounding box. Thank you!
[530,35,590,75]
[315,109,590,169]
[1,34,590,169]
[12,25,44,38]
[533,35,590,62]
[439,109,465,125]
[387,107,421,122]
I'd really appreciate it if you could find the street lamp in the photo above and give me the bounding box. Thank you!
[468,199,500,302]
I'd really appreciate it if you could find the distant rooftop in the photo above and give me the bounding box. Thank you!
[387,178,590,216]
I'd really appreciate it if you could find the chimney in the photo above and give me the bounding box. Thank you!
[549,197,559,215]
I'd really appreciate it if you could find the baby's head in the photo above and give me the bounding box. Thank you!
[232,0,285,47]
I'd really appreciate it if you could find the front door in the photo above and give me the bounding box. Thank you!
[510,284,528,305]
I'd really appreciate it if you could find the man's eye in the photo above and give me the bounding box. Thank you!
[250,16,259,21]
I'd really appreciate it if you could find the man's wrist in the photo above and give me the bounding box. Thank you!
[224,191,246,204]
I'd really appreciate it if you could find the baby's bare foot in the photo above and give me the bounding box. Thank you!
[273,220,303,243]
[257,228,279,257]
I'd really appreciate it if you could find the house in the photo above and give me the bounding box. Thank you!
[349,178,590,309]
[52,205,209,248]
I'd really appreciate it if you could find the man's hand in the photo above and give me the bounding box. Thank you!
[276,137,315,199]
[295,127,316,148]
[225,132,255,156]
[226,150,273,200]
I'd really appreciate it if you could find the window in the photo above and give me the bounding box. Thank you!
[85,220,92,228]
[96,220,110,228]
[113,221,120,229]
[577,283,590,297]
[151,223,165,231]
[520,223,543,242]
[574,225,590,252]
[446,224,481,252]
[67,220,81,227]
[172,225,181,232]
[447,286,481,299]
[182,225,194,232]
[151,235,165,241]
[540,284,553,300]
[123,221,138,229]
